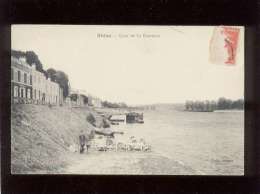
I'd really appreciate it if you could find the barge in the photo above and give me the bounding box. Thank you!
[126,112,144,124]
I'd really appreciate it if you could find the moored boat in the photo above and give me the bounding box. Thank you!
[126,112,144,124]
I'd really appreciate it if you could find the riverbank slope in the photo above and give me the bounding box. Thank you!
[11,104,105,174]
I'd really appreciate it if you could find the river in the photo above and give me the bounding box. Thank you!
[111,108,244,175]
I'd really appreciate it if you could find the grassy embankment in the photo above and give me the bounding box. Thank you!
[11,104,106,174]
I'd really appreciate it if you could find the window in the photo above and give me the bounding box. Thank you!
[21,88,24,98]
[14,86,18,97]
[30,75,32,85]
[11,68,13,80]
[18,71,21,82]
[27,88,31,99]
[24,73,27,84]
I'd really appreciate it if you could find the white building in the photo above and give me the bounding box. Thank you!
[88,95,102,108]
[11,56,33,103]
[12,56,63,105]
[31,63,46,103]
[31,63,62,105]
[69,88,86,107]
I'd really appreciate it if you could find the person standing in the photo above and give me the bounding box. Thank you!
[85,135,91,153]
[79,130,86,154]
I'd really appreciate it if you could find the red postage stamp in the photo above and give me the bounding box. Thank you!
[209,26,240,65]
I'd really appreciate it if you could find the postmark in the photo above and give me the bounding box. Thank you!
[209,26,240,65]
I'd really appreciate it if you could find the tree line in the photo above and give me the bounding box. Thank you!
[185,97,244,111]
[12,50,70,98]
[101,101,128,108]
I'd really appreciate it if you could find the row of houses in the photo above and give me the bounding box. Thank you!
[11,55,103,108]
[11,56,63,105]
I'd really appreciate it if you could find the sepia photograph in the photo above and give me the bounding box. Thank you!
[11,25,244,175]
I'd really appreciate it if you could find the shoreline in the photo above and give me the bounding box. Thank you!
[60,150,198,175]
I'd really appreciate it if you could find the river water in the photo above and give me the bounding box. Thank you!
[112,108,244,175]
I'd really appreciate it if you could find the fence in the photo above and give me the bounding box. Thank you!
[11,97,63,106]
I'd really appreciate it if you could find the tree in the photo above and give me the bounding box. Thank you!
[205,100,210,111]
[86,113,96,126]
[185,100,191,110]
[12,50,47,77]
[70,93,78,101]
[217,97,233,110]
[46,69,69,98]
[101,100,128,108]
[231,99,244,109]
[55,71,69,98]
[200,101,205,111]
[194,101,200,111]
[185,98,244,111]
[190,101,195,111]
[217,97,227,109]
[11,50,26,58]
[210,100,217,111]
[25,51,45,73]
[80,94,88,105]
[46,68,57,82]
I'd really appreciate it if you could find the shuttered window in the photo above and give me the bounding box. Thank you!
[18,71,21,82]
[11,68,14,80]
[24,73,27,84]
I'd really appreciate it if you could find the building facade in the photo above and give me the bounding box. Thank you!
[45,77,60,104]
[69,89,86,107]
[11,56,63,105]
[88,96,102,108]
[31,63,46,104]
[11,56,33,103]
[59,87,64,105]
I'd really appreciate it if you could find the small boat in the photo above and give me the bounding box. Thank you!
[108,114,126,122]
[94,129,124,138]
[111,121,119,125]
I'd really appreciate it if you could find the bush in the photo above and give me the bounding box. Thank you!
[86,113,96,126]
[102,118,110,128]
[89,130,95,139]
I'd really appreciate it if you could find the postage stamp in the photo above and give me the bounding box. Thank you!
[209,26,240,65]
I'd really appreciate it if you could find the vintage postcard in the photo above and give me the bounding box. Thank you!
[11,25,244,175]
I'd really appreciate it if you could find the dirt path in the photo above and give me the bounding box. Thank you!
[61,150,198,175]
[63,151,143,174]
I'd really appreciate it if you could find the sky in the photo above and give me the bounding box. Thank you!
[12,25,244,105]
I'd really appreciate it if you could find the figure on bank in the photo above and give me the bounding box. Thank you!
[85,135,91,153]
[79,130,86,154]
